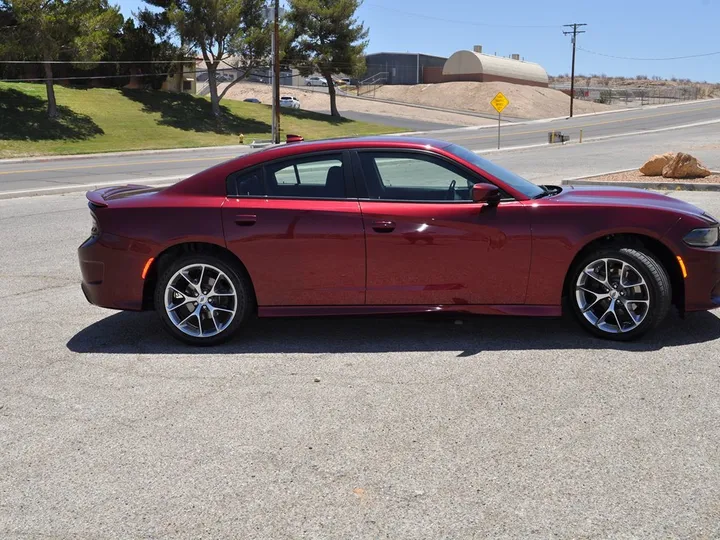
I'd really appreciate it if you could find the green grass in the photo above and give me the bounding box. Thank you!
[0,82,406,158]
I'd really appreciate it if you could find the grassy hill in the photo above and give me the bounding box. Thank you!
[0,83,404,158]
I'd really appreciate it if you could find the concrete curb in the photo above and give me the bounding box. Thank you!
[562,169,720,192]
[0,145,253,165]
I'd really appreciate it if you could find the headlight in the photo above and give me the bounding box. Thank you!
[683,227,719,247]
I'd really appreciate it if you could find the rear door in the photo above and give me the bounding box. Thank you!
[353,150,531,306]
[222,151,366,306]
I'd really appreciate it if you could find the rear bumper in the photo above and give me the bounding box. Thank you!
[682,246,720,312]
[78,234,152,311]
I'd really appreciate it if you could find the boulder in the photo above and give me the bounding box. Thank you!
[639,152,675,176]
[662,152,712,179]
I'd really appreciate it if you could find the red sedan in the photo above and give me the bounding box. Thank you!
[78,137,720,345]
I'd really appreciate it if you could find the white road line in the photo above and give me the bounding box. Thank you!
[0,176,185,200]
[0,146,252,165]
[473,118,720,154]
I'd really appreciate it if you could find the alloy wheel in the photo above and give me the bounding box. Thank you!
[575,257,651,334]
[164,264,237,338]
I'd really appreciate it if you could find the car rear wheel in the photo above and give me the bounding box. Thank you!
[568,247,671,341]
[154,254,252,346]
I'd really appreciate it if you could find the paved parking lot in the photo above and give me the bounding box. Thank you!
[1,191,719,538]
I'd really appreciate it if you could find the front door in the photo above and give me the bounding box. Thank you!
[222,151,366,306]
[354,150,531,306]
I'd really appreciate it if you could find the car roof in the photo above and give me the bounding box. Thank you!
[257,136,450,156]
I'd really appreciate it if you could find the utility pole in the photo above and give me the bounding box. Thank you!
[271,0,281,144]
[563,23,586,118]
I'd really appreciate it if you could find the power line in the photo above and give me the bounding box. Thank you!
[365,2,559,29]
[0,59,196,64]
[0,66,265,83]
[0,71,176,82]
[578,47,720,61]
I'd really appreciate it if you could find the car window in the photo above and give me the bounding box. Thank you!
[265,154,347,199]
[227,168,264,197]
[445,144,544,199]
[358,152,477,202]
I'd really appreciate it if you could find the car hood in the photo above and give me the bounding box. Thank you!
[551,185,715,221]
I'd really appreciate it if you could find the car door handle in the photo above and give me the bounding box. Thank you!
[372,220,396,233]
[235,214,257,226]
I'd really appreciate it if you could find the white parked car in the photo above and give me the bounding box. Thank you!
[279,96,301,109]
[305,76,327,87]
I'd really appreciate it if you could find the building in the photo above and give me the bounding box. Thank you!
[160,59,197,93]
[432,46,548,88]
[362,52,448,85]
[363,46,548,88]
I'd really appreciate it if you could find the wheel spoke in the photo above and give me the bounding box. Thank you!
[212,307,234,314]
[168,299,193,312]
[210,274,227,296]
[595,298,616,327]
[583,268,607,287]
[620,261,646,288]
[209,308,219,332]
[180,271,199,292]
[198,265,206,293]
[178,307,200,328]
[169,285,190,299]
[582,294,607,313]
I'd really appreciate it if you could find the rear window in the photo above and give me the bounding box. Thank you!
[226,153,348,199]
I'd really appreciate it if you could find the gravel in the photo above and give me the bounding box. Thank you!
[589,169,720,184]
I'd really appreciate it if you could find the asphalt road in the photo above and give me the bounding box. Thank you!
[2,188,719,538]
[1,99,719,196]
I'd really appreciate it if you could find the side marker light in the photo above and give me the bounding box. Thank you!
[676,256,688,279]
[142,257,155,279]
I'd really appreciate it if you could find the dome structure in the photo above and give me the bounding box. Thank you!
[442,50,548,87]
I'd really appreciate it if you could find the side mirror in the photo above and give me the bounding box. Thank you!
[471,183,501,204]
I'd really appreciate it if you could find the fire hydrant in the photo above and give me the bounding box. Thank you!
[238,133,244,144]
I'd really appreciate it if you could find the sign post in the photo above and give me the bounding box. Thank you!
[490,92,509,150]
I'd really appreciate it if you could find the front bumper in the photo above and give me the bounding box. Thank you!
[78,233,153,311]
[682,246,720,312]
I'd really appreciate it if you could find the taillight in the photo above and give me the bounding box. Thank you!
[90,212,100,237]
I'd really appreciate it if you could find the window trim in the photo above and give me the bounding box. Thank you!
[351,148,514,204]
[225,150,357,201]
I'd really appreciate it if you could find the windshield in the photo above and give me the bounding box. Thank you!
[445,144,545,199]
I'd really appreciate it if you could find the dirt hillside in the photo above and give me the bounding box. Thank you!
[371,81,617,119]
[220,82,493,127]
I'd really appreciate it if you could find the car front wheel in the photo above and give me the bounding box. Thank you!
[568,247,671,341]
[154,254,253,345]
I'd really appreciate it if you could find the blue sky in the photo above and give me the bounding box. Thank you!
[117,0,720,82]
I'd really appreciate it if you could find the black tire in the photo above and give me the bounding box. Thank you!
[568,246,671,341]
[154,253,253,346]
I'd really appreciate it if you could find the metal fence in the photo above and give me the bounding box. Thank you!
[551,84,708,107]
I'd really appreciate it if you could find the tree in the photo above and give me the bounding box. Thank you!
[286,0,368,117]
[113,18,183,90]
[3,0,122,117]
[142,0,270,118]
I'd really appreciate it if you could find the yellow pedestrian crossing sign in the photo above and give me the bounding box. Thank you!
[491,92,509,114]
